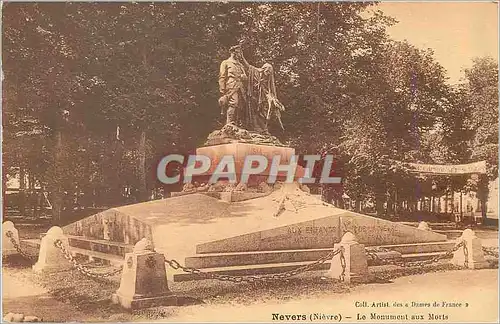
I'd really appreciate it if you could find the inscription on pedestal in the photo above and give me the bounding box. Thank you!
[197,212,448,254]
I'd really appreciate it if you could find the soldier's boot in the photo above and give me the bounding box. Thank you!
[226,106,236,126]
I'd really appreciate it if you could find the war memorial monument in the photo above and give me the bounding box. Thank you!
[58,45,452,287]
[2,3,498,319]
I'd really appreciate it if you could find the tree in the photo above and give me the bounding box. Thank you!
[462,57,498,222]
[337,40,453,216]
[3,2,474,222]
[3,3,83,223]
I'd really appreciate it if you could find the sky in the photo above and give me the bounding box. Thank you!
[373,1,498,84]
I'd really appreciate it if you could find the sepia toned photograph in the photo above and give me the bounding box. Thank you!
[1,1,499,322]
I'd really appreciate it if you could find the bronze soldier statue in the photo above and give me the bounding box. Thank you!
[218,45,248,127]
[219,44,285,135]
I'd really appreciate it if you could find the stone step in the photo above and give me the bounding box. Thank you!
[67,235,133,257]
[184,241,456,269]
[375,241,456,255]
[434,229,498,240]
[19,236,454,283]
[435,230,492,240]
[174,251,452,282]
[435,230,463,239]
[20,239,43,256]
[399,222,457,230]
[173,260,332,282]
[69,246,124,267]
[401,251,450,261]
[184,248,333,269]
[20,237,126,267]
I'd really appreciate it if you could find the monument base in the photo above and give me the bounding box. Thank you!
[111,292,178,310]
[204,124,285,147]
[194,142,305,186]
[64,182,449,268]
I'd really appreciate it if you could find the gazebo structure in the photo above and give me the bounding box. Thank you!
[408,161,494,223]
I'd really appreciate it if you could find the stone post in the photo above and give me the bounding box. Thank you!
[452,229,489,269]
[3,221,20,257]
[417,221,432,231]
[33,226,73,274]
[328,232,370,283]
[111,238,177,309]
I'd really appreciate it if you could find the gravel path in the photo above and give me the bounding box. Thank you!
[2,232,497,322]
[160,269,499,323]
[3,266,497,322]
[2,269,91,322]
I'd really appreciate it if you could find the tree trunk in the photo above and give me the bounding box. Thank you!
[375,194,385,217]
[19,168,26,216]
[110,139,124,206]
[137,46,150,203]
[51,130,63,225]
[387,194,394,217]
[459,191,463,222]
[444,189,449,214]
[28,172,36,218]
[480,198,487,224]
[355,200,361,213]
[394,190,398,217]
[138,130,148,202]
[477,174,489,225]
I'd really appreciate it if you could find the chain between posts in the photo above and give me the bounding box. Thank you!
[339,246,346,281]
[482,246,499,259]
[53,239,122,278]
[164,247,345,283]
[366,240,467,268]
[13,228,491,282]
[5,230,37,261]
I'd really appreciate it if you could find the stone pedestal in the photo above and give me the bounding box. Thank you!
[112,238,177,309]
[204,124,284,147]
[195,143,305,185]
[452,229,489,269]
[33,226,73,274]
[328,232,371,283]
[3,221,19,257]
